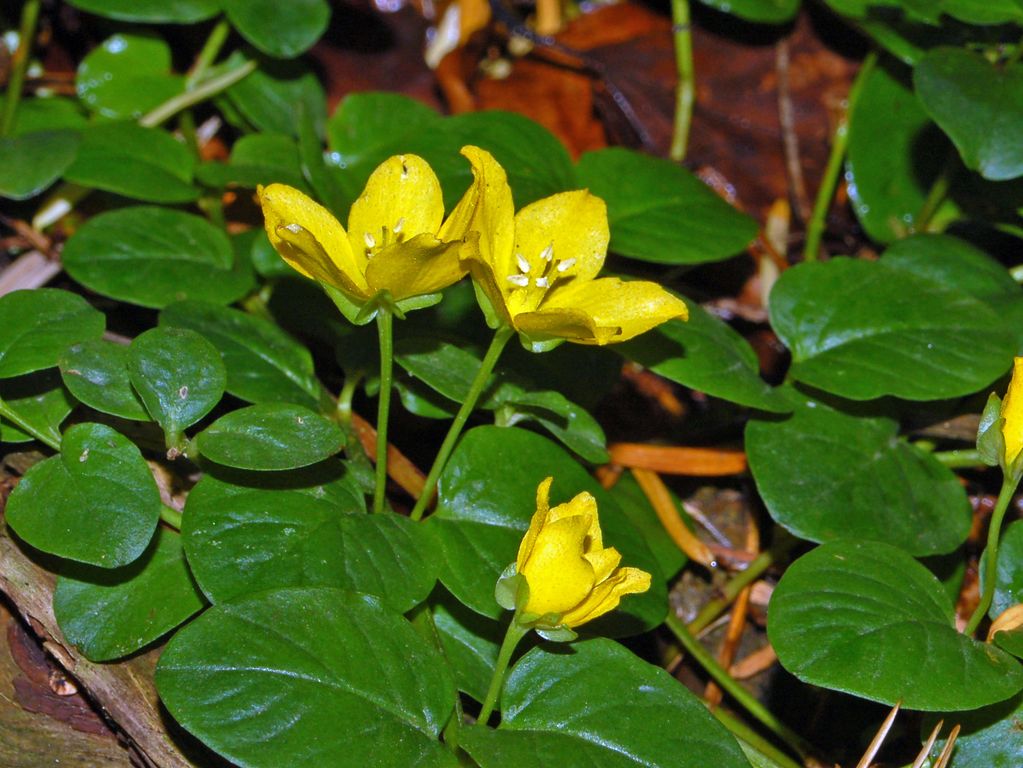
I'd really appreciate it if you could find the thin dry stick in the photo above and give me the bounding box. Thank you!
[933,725,960,768]
[609,443,747,476]
[351,412,425,500]
[631,468,715,566]
[855,701,901,768]
[912,719,944,768]
[775,38,811,222]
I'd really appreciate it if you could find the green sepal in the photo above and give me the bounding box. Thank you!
[534,624,577,643]
[521,334,567,354]
[978,392,1005,467]
[320,282,370,325]
[355,289,398,324]
[495,562,523,612]
[471,280,501,329]
[394,292,443,315]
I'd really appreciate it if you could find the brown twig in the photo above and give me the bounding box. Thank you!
[775,38,811,222]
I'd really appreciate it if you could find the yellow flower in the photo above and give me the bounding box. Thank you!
[258,154,479,322]
[514,477,651,629]
[1002,357,1023,465]
[457,146,688,351]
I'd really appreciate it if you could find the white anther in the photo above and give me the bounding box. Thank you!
[535,277,549,288]
[394,217,405,234]
[557,258,576,272]
[507,274,530,287]
[364,232,376,249]
[540,244,554,262]
[516,253,531,274]
[285,223,302,233]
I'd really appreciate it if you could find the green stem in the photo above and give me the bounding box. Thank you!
[336,371,364,431]
[160,505,183,530]
[712,708,805,768]
[139,57,256,128]
[409,325,515,522]
[186,18,231,90]
[803,51,876,262]
[914,152,957,233]
[0,0,41,137]
[965,475,1018,635]
[0,396,60,451]
[931,448,985,469]
[477,619,528,726]
[669,0,694,162]
[373,310,394,515]
[665,613,814,759]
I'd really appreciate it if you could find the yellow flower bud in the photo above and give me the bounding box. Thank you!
[1002,357,1023,465]
[514,477,651,629]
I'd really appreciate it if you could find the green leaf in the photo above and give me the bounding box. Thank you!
[994,627,1023,660]
[0,289,105,379]
[491,387,608,464]
[128,327,226,440]
[195,132,308,191]
[846,65,958,243]
[993,521,1023,620]
[460,638,751,768]
[915,48,1023,181]
[768,540,1023,710]
[226,59,327,136]
[424,426,666,630]
[575,148,758,265]
[619,301,788,412]
[64,121,197,203]
[62,206,253,308]
[53,528,205,661]
[695,0,799,23]
[195,404,343,470]
[5,96,87,135]
[607,472,687,579]
[76,33,183,120]
[5,423,161,568]
[182,471,436,611]
[66,0,219,23]
[746,393,971,556]
[769,256,1015,400]
[156,587,458,767]
[0,371,75,446]
[159,300,323,409]
[222,0,330,59]
[923,693,1023,768]
[59,339,149,421]
[0,130,80,200]
[431,598,501,704]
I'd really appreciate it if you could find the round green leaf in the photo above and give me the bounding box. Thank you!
[5,422,161,567]
[5,96,87,135]
[619,300,788,412]
[432,599,501,704]
[0,371,74,446]
[0,288,105,379]
[769,540,1023,710]
[128,327,226,439]
[460,638,750,768]
[183,474,432,610]
[0,130,80,200]
[156,587,457,768]
[67,0,219,22]
[76,33,183,120]
[62,206,252,308]
[424,426,666,631]
[195,132,307,190]
[993,521,1023,620]
[64,122,197,203]
[59,339,149,421]
[53,528,205,661]
[195,404,342,470]
[924,693,1023,768]
[769,257,1015,400]
[222,0,330,58]
[746,393,970,556]
[225,58,327,137]
[696,0,799,23]
[915,47,1023,181]
[160,300,322,409]
[575,148,758,265]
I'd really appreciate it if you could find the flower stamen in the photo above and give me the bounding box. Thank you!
[507,274,530,287]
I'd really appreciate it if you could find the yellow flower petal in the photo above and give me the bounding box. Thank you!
[1003,356,1023,464]
[512,306,601,345]
[347,154,444,267]
[519,514,596,616]
[259,183,368,298]
[516,476,553,572]
[364,234,464,300]
[560,567,651,628]
[584,546,622,584]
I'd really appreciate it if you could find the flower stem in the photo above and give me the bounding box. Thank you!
[139,57,256,128]
[373,309,394,515]
[665,612,814,760]
[0,0,41,138]
[930,448,985,469]
[802,51,876,262]
[965,475,1018,635]
[185,18,231,90]
[477,619,528,726]
[160,505,183,530]
[914,151,957,234]
[409,325,515,522]
[669,0,694,162]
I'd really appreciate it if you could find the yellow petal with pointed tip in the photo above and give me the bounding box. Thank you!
[347,154,444,264]
[365,233,465,300]
[513,306,601,344]
[259,184,369,299]
[584,546,622,584]
[560,566,651,628]
[1002,356,1023,463]
[519,514,596,616]
[517,476,554,571]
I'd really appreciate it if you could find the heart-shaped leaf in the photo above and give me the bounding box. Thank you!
[5,423,161,567]
[76,33,183,120]
[0,130,80,200]
[769,540,1023,710]
[746,392,971,556]
[59,339,149,421]
[459,639,750,767]
[222,0,330,59]
[225,59,327,137]
[53,528,205,661]
[432,598,501,704]
[0,371,74,446]
[156,587,457,768]
[0,289,105,379]
[195,404,343,471]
